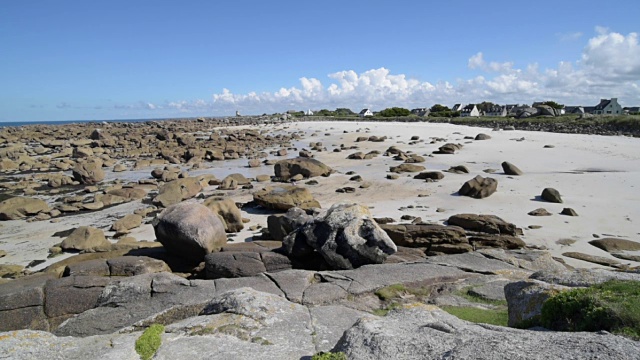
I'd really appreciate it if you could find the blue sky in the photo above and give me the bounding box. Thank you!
[1,0,639,122]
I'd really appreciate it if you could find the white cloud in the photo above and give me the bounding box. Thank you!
[120,27,640,114]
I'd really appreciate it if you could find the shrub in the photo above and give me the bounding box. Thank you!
[135,324,165,360]
[311,351,347,360]
[540,280,640,339]
[441,306,508,326]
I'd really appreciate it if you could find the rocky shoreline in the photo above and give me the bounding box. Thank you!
[1,118,639,359]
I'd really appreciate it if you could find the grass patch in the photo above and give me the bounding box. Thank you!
[135,324,164,360]
[441,306,509,326]
[372,302,401,316]
[541,280,640,339]
[311,351,347,360]
[374,283,431,301]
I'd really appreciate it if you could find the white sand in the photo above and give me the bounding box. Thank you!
[1,120,639,271]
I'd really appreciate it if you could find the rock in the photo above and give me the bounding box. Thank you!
[43,276,111,326]
[0,196,50,220]
[153,202,227,263]
[335,305,640,359]
[468,234,526,250]
[247,159,261,167]
[281,203,397,269]
[106,188,147,201]
[110,214,143,234]
[530,268,640,287]
[528,208,552,216]
[504,280,570,327]
[434,143,462,154]
[72,159,105,185]
[562,252,622,267]
[274,158,332,181]
[60,227,111,252]
[106,256,171,276]
[446,165,469,174]
[255,174,270,182]
[153,177,202,207]
[541,188,562,203]
[204,251,291,279]
[0,264,24,278]
[560,208,578,216]
[475,133,491,140]
[447,214,517,236]
[589,238,640,252]
[414,171,444,180]
[267,207,312,241]
[0,273,56,331]
[253,186,320,211]
[501,161,523,175]
[203,197,244,233]
[458,175,498,199]
[389,163,425,173]
[218,176,237,190]
[380,224,470,254]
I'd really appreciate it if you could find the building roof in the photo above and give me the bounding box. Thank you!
[461,104,476,112]
[359,108,371,114]
[595,99,612,110]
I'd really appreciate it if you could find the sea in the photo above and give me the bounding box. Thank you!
[0,117,211,128]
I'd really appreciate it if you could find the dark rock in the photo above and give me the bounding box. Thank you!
[501,161,523,175]
[528,208,552,216]
[541,188,562,203]
[560,208,578,216]
[274,158,332,181]
[414,171,444,180]
[447,214,517,235]
[458,175,498,199]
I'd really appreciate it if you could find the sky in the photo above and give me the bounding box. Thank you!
[1,0,639,122]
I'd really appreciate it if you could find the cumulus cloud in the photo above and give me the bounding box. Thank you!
[122,27,640,114]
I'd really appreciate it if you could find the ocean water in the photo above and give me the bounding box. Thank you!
[0,117,202,128]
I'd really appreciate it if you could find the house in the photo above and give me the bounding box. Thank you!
[460,104,480,117]
[359,109,373,117]
[564,106,585,115]
[593,98,623,115]
[305,109,314,116]
[505,104,520,116]
[484,105,507,117]
[623,106,640,114]
[411,108,430,116]
[451,104,463,112]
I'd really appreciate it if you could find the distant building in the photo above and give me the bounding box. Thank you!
[564,106,585,115]
[305,109,314,116]
[235,110,241,117]
[411,108,430,116]
[505,104,520,116]
[593,98,622,115]
[460,104,480,117]
[451,104,463,112]
[484,105,507,117]
[624,106,640,114]
[359,108,374,117]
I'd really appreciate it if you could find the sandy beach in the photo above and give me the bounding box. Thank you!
[1,120,639,272]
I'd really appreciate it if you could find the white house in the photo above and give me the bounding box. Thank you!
[305,109,314,116]
[359,108,373,117]
[484,105,507,117]
[451,104,463,112]
[460,104,480,117]
[593,98,623,115]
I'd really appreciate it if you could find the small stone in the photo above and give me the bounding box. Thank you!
[528,208,552,216]
[560,208,578,216]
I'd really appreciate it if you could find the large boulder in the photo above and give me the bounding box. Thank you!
[504,280,570,327]
[110,214,143,235]
[281,203,397,269]
[60,227,111,252]
[253,186,320,211]
[389,163,425,173]
[380,224,471,254]
[0,196,50,220]
[203,197,244,233]
[267,207,313,241]
[153,202,227,263]
[71,159,105,185]
[153,177,202,207]
[458,175,497,199]
[447,214,518,236]
[274,157,332,181]
[541,187,563,203]
[333,305,640,359]
[501,161,523,175]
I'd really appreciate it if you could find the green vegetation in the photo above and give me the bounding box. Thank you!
[378,107,411,117]
[541,100,564,109]
[374,283,431,301]
[135,324,164,360]
[441,306,509,326]
[540,280,640,339]
[311,352,348,360]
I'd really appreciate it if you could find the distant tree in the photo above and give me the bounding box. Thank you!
[429,104,450,113]
[334,108,355,116]
[476,101,496,113]
[379,107,411,117]
[316,109,334,116]
[541,101,563,109]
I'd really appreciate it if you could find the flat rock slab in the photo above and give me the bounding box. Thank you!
[425,252,526,276]
[334,305,640,359]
